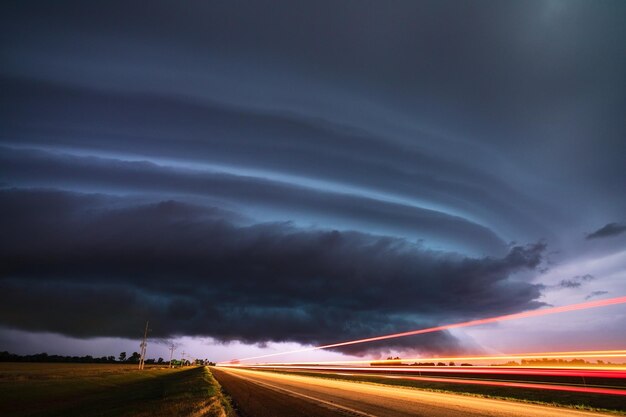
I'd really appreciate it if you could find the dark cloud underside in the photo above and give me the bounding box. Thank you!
[0,189,545,354]
[1,0,624,354]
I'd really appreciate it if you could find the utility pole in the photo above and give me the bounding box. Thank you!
[181,351,186,367]
[169,344,175,368]
[138,321,149,370]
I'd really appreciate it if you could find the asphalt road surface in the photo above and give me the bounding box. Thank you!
[211,367,612,417]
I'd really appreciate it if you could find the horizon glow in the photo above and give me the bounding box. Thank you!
[227,296,626,363]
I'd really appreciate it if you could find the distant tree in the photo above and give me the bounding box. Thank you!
[378,356,403,366]
[437,362,446,366]
[494,361,519,366]
[449,362,455,366]
[409,362,435,366]
[0,351,214,365]
[128,352,141,363]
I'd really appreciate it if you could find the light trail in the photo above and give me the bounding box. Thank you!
[375,373,626,396]
[218,367,626,416]
[235,364,626,379]
[226,295,626,363]
[256,349,626,366]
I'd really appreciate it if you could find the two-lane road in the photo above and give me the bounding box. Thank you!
[211,367,612,417]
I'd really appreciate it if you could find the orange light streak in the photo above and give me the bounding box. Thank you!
[230,364,626,379]
[371,373,626,396]
[228,295,626,363]
[256,349,626,366]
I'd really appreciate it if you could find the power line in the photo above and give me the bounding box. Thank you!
[138,321,149,370]
[169,344,175,368]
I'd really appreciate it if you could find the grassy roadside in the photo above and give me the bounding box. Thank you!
[205,366,237,417]
[0,363,236,417]
[262,369,626,415]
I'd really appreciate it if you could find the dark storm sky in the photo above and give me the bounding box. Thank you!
[1,1,625,357]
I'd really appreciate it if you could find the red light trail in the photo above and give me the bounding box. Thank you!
[228,295,626,363]
[376,374,626,396]
[257,349,626,366]
[239,365,626,379]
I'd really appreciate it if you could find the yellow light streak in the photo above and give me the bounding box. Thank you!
[256,349,626,366]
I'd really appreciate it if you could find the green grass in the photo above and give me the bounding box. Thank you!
[263,369,626,415]
[0,363,235,417]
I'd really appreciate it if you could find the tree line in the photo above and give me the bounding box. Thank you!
[0,351,216,366]
[370,357,473,366]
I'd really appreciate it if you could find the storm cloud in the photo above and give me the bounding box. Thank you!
[555,274,595,289]
[1,0,625,357]
[587,223,626,240]
[0,188,545,354]
[0,146,508,255]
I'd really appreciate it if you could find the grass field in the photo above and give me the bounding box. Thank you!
[263,369,626,414]
[0,363,235,417]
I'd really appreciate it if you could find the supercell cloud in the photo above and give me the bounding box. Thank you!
[0,188,545,355]
[1,0,625,357]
